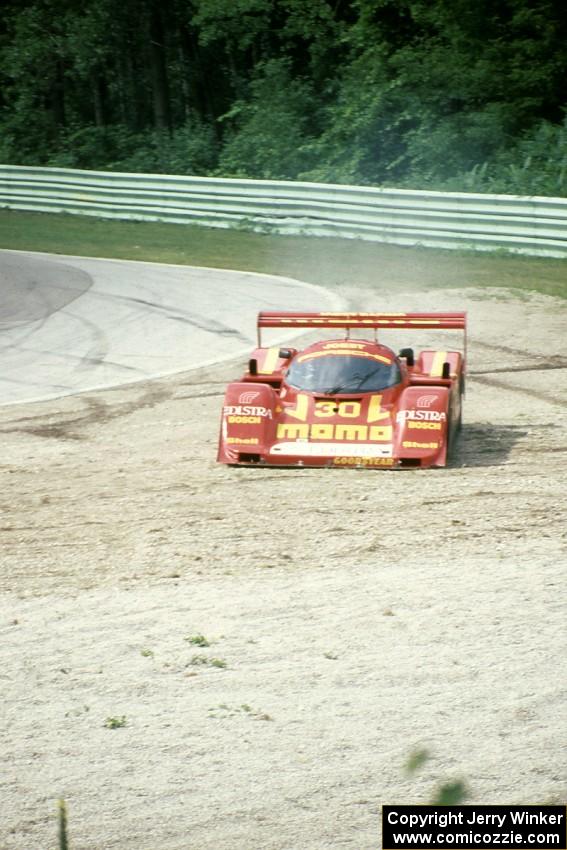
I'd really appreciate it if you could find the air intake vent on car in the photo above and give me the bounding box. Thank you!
[238,453,261,464]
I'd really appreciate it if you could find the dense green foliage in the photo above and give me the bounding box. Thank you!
[1,0,566,194]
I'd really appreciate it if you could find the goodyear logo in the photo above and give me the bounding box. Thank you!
[333,457,395,467]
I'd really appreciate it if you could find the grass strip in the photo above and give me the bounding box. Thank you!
[0,210,565,300]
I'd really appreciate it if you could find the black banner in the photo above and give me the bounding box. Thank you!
[382,805,566,849]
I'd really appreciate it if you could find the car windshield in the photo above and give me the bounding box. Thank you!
[285,353,401,394]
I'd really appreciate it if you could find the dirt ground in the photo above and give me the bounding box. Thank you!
[1,280,566,850]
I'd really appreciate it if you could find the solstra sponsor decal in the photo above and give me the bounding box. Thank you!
[397,409,446,423]
[224,405,272,419]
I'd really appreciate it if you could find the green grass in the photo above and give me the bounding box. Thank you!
[58,799,69,850]
[184,634,211,647]
[0,209,566,299]
[189,654,227,668]
[104,715,127,729]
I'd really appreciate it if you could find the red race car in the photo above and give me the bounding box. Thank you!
[217,311,466,469]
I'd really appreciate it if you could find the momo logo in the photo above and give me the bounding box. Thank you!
[416,395,437,408]
[239,390,261,404]
[276,423,392,442]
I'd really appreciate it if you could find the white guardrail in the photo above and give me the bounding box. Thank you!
[1,163,567,257]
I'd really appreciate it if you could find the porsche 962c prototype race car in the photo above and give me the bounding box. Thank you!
[217,311,466,469]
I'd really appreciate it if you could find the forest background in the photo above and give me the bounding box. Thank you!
[1,0,566,196]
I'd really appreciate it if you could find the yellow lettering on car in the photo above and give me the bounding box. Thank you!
[286,394,309,421]
[310,424,334,440]
[338,401,360,418]
[407,421,442,430]
[228,415,261,424]
[314,400,335,418]
[277,423,309,439]
[277,394,395,443]
[369,424,393,442]
[297,351,391,364]
[335,423,368,441]
[276,422,394,442]
[333,457,395,467]
[315,400,362,418]
[367,394,390,423]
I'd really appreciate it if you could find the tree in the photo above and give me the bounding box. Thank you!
[1,0,567,193]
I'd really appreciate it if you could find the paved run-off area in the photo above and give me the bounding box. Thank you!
[0,250,342,405]
[0,257,566,849]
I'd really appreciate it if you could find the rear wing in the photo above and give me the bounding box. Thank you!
[257,311,467,359]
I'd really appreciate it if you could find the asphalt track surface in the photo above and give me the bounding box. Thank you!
[0,250,343,406]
